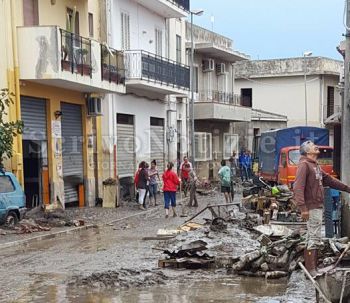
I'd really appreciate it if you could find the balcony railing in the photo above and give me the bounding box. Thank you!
[167,0,190,11]
[125,50,190,90]
[196,90,241,105]
[101,45,126,85]
[60,29,92,77]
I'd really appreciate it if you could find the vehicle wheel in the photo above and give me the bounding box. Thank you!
[5,211,18,228]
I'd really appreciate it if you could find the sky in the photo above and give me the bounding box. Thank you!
[190,0,345,60]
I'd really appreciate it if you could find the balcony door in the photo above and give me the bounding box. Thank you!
[23,0,39,26]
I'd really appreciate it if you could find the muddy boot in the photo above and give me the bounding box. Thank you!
[139,205,146,211]
[304,249,318,277]
[172,207,177,217]
[193,202,198,207]
[165,209,169,218]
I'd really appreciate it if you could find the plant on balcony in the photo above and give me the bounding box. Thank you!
[0,89,23,170]
[101,48,125,84]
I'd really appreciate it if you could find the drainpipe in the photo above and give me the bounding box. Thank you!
[10,0,23,185]
[320,75,325,127]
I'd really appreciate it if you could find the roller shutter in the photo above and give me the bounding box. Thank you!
[117,114,135,177]
[150,121,165,174]
[61,103,83,203]
[21,97,47,141]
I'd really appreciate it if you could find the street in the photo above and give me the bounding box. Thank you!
[0,193,314,303]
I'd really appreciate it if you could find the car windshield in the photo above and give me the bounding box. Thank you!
[0,176,15,193]
[288,149,333,166]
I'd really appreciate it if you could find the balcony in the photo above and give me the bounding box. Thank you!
[101,45,126,88]
[124,50,190,95]
[135,0,189,18]
[194,90,251,122]
[17,26,125,94]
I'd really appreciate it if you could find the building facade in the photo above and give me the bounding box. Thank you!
[186,23,251,180]
[234,57,343,143]
[1,0,125,207]
[100,0,190,195]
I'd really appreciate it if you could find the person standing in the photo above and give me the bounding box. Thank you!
[294,141,350,276]
[188,169,198,207]
[162,162,180,218]
[218,160,233,204]
[148,160,160,206]
[239,150,248,182]
[136,161,149,211]
[180,156,192,197]
[143,162,150,209]
[246,150,253,180]
[229,150,238,201]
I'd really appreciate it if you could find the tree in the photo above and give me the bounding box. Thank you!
[0,89,23,170]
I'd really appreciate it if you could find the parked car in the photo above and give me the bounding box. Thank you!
[0,171,26,226]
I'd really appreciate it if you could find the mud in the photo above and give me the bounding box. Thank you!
[0,192,315,302]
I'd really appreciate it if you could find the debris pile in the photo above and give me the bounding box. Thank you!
[14,219,51,234]
[159,240,215,269]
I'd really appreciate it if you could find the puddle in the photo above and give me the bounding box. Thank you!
[16,276,288,303]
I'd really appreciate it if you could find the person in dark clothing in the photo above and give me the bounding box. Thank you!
[143,162,150,209]
[187,169,198,207]
[137,161,149,210]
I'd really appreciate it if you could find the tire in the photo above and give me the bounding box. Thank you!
[5,211,18,227]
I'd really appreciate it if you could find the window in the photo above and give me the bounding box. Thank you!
[0,176,15,193]
[23,0,39,26]
[176,35,182,62]
[155,28,163,56]
[67,8,79,35]
[117,113,134,125]
[121,12,130,50]
[193,66,199,93]
[327,86,335,117]
[150,117,164,126]
[241,88,252,107]
[281,153,287,167]
[223,134,239,159]
[88,13,94,37]
[194,132,212,161]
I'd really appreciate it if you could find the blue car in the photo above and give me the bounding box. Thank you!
[0,171,26,226]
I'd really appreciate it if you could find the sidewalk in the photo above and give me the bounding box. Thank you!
[0,193,186,247]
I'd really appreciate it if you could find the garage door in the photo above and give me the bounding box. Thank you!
[61,103,83,203]
[150,117,165,174]
[117,114,135,177]
[21,97,47,141]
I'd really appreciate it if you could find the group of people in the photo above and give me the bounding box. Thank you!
[134,156,198,218]
[229,149,253,182]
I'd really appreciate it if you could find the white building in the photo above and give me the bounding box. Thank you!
[101,0,190,193]
[234,57,343,144]
[186,23,252,180]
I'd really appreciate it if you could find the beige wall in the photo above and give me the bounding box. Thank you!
[235,76,324,127]
[38,0,100,40]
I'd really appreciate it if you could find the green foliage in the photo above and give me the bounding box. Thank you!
[0,89,23,169]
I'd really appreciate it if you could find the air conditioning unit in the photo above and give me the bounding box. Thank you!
[202,59,215,72]
[216,63,226,75]
[87,97,102,116]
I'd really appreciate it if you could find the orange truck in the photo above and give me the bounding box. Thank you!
[259,127,335,188]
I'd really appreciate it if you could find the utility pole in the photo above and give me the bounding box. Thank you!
[341,0,350,236]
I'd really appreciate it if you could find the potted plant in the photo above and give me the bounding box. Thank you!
[76,48,91,76]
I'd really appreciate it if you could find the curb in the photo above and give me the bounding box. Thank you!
[0,198,186,250]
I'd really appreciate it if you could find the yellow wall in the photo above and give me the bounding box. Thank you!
[20,81,95,205]
[38,0,100,40]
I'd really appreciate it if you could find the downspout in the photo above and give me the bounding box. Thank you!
[320,75,325,127]
[10,0,23,184]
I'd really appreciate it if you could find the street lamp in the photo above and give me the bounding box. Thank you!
[190,9,204,167]
[303,51,312,126]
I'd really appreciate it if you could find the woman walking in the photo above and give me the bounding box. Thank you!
[136,161,148,210]
[162,162,180,218]
[148,160,160,206]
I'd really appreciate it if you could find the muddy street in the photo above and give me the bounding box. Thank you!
[0,193,314,303]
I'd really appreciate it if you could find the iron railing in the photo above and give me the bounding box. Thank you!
[167,0,190,11]
[60,29,92,77]
[124,50,190,90]
[196,90,241,105]
[101,45,126,85]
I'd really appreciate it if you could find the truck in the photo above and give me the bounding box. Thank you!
[259,126,335,187]
[0,171,26,226]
